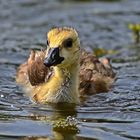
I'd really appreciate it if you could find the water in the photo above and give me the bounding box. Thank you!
[0,0,140,139]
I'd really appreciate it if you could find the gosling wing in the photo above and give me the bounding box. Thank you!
[16,50,52,87]
[79,50,116,95]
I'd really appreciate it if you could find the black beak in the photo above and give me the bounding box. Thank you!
[44,47,64,67]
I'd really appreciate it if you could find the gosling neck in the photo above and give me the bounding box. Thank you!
[54,59,80,94]
[54,61,79,82]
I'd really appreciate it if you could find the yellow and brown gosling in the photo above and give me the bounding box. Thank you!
[16,27,115,104]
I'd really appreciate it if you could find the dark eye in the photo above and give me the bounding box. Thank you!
[63,38,73,48]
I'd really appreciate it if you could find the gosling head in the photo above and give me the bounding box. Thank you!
[44,27,80,68]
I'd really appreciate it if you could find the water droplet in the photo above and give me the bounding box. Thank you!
[0,94,4,98]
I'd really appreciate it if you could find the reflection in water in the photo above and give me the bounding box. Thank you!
[23,103,79,140]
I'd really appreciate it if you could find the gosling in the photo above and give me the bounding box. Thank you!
[16,27,115,104]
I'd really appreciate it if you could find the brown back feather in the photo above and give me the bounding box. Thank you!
[16,50,53,87]
[79,49,116,95]
[27,50,50,86]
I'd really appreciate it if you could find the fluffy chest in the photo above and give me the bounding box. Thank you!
[46,76,78,103]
